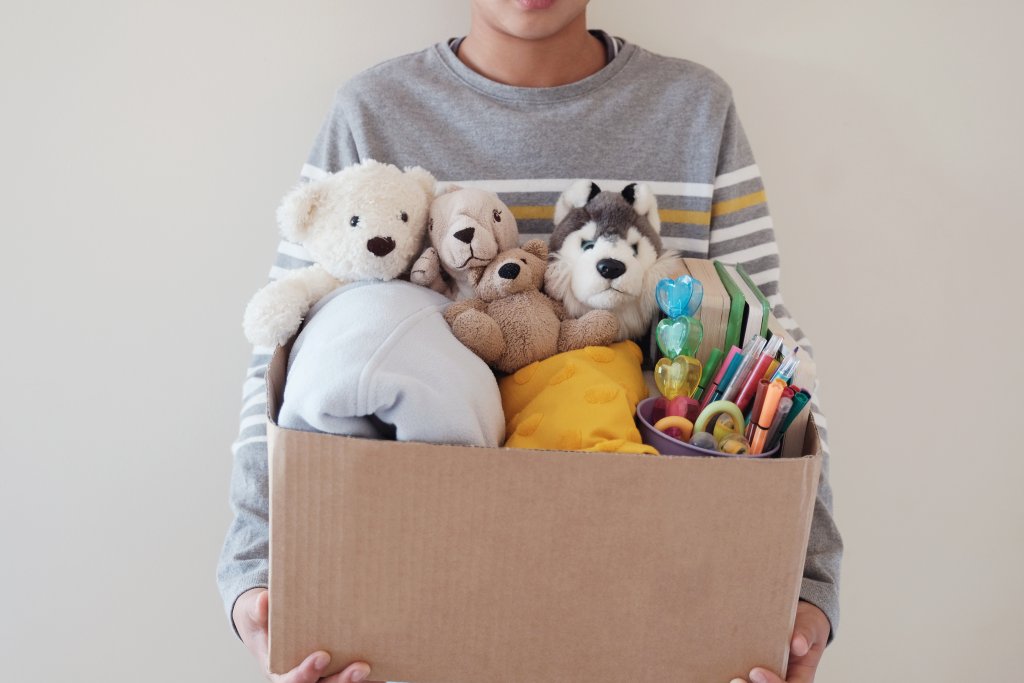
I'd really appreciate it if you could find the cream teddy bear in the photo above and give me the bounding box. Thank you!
[410,186,520,300]
[243,160,435,348]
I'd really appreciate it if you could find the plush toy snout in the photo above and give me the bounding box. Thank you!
[367,236,396,257]
[498,262,521,280]
[454,227,476,244]
[596,258,626,280]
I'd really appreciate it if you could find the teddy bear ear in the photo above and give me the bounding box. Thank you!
[522,239,548,261]
[553,180,601,226]
[276,180,329,243]
[621,182,661,234]
[403,166,437,199]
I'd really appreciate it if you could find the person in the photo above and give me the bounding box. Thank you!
[218,1,843,681]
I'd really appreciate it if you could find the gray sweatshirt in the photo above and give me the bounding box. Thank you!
[279,280,504,446]
[218,31,842,641]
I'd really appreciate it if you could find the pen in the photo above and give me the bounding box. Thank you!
[701,347,741,408]
[750,379,786,455]
[694,347,724,402]
[764,397,793,452]
[735,336,782,412]
[721,335,767,404]
[745,378,770,440]
[770,352,801,384]
[779,390,811,437]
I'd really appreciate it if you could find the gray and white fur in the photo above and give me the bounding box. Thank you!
[544,180,682,341]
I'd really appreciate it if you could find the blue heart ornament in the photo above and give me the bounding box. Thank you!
[656,275,704,318]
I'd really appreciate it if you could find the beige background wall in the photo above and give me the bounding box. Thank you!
[2,1,1020,681]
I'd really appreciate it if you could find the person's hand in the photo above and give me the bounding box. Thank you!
[233,587,379,683]
[730,600,831,683]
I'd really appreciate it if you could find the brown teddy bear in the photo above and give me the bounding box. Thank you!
[443,240,619,374]
[410,186,520,300]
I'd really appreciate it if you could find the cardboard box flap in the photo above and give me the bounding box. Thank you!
[268,423,821,682]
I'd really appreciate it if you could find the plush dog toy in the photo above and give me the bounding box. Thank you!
[495,181,685,455]
[544,180,683,341]
[443,240,619,374]
[243,159,436,348]
[410,186,520,300]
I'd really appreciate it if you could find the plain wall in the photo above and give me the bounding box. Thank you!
[2,1,1021,681]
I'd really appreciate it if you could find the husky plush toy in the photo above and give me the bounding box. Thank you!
[497,180,685,455]
[544,180,682,341]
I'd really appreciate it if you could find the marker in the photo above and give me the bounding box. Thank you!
[762,359,780,382]
[764,397,793,452]
[702,348,742,409]
[745,379,770,440]
[750,379,786,455]
[694,347,725,402]
[735,336,783,412]
[721,335,767,404]
[770,353,801,384]
[779,390,811,437]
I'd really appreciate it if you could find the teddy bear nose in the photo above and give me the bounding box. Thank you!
[454,227,476,244]
[366,236,396,257]
[596,258,626,280]
[498,262,521,280]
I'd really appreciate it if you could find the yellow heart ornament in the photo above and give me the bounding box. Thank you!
[654,355,703,399]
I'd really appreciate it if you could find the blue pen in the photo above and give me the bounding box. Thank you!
[770,352,801,384]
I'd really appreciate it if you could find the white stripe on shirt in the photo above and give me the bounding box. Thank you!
[748,267,781,287]
[442,178,715,198]
[301,163,329,180]
[713,164,761,190]
[709,216,774,243]
[277,240,313,262]
[712,241,779,264]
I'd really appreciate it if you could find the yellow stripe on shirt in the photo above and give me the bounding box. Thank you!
[510,206,712,226]
[711,190,767,218]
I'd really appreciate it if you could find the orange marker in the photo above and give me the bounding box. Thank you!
[750,379,786,455]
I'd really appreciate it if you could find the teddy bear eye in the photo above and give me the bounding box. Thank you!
[349,216,359,227]
[493,209,502,223]
[631,243,639,256]
[400,211,409,223]
[582,240,595,251]
[428,218,434,232]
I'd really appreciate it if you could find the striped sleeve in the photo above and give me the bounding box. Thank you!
[216,91,359,632]
[708,101,844,642]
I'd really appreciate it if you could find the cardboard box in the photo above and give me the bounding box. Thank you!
[266,343,822,683]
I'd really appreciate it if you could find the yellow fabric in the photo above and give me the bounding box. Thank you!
[499,341,657,455]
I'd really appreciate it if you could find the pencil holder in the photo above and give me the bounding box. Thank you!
[635,397,779,458]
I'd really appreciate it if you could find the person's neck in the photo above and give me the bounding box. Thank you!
[457,18,606,87]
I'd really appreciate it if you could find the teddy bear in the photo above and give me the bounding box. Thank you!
[410,186,520,300]
[243,159,436,348]
[443,240,619,375]
[491,181,687,455]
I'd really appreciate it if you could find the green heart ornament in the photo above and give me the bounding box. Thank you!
[654,355,703,399]
[656,315,704,359]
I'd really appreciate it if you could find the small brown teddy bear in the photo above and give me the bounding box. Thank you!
[410,186,520,300]
[444,240,619,374]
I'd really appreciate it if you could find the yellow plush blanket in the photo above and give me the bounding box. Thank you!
[499,341,657,454]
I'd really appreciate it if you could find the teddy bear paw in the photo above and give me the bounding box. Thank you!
[410,247,441,286]
[557,310,620,352]
[243,288,308,348]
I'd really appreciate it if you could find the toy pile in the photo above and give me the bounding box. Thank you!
[242,160,809,457]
